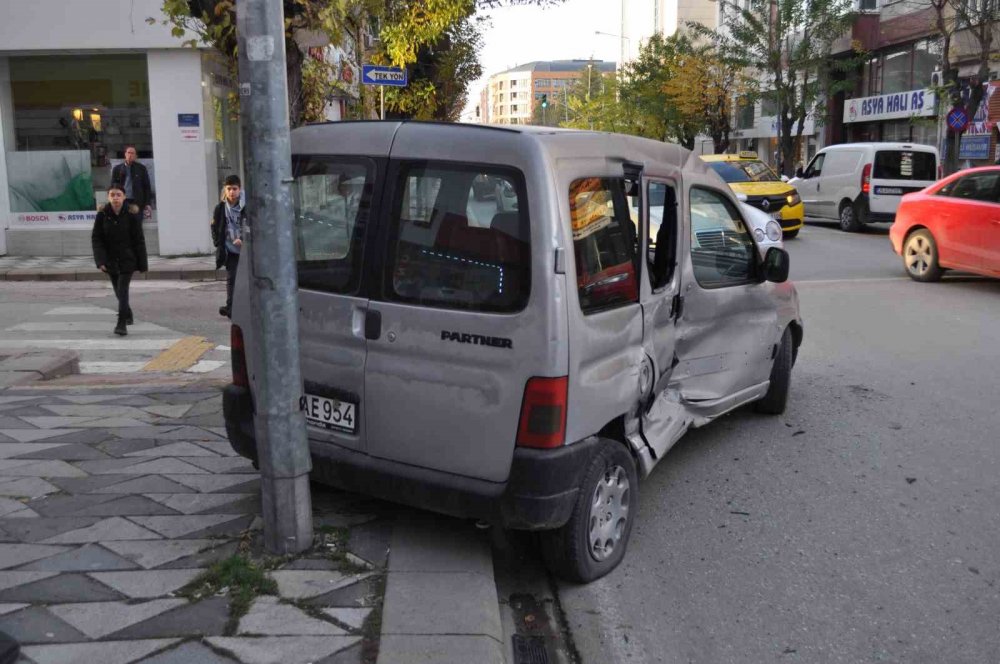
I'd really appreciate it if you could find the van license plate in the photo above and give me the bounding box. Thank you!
[302,393,356,433]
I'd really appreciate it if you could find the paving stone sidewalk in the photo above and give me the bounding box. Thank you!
[0,387,392,664]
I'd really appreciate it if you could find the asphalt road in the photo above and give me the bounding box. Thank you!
[556,221,1000,664]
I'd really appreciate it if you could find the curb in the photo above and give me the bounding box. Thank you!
[0,349,79,387]
[378,517,505,664]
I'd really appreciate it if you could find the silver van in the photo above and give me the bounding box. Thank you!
[224,122,803,582]
[790,142,939,232]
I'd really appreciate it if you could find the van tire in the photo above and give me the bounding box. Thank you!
[754,328,793,415]
[540,438,638,583]
[839,202,862,232]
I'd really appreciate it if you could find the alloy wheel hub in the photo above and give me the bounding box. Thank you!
[588,465,630,562]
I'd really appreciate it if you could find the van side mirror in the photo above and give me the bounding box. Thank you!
[762,247,789,283]
[795,167,804,178]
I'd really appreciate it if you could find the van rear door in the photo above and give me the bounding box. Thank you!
[869,149,938,217]
[292,155,379,454]
[362,160,545,483]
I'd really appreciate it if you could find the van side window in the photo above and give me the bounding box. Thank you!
[689,187,757,288]
[292,156,374,294]
[386,164,530,313]
[570,177,640,313]
[803,154,824,178]
[647,181,677,289]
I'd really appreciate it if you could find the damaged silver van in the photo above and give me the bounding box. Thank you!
[223,122,803,582]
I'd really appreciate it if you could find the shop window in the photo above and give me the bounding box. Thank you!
[882,48,912,95]
[6,54,154,218]
[913,39,941,89]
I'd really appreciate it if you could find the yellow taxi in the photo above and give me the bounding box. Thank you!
[701,152,804,238]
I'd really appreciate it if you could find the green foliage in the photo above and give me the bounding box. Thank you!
[181,554,279,633]
[691,0,858,173]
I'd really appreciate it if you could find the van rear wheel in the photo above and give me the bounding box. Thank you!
[541,438,638,583]
[839,202,863,232]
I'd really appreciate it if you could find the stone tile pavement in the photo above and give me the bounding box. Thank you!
[0,256,222,282]
[0,388,395,664]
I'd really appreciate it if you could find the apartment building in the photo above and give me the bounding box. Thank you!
[620,0,718,62]
[483,60,616,126]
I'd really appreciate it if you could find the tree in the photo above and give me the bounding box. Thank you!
[157,0,563,127]
[661,42,750,153]
[696,0,858,175]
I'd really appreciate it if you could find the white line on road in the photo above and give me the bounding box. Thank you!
[0,339,181,350]
[185,360,226,373]
[79,361,149,374]
[44,306,115,316]
[7,322,164,332]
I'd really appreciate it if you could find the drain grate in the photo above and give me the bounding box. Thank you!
[512,634,549,664]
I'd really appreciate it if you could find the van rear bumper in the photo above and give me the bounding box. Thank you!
[222,385,596,531]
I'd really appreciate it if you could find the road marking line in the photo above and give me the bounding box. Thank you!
[7,322,161,332]
[142,336,216,372]
[795,277,909,285]
[0,339,180,350]
[44,307,115,316]
[79,361,149,374]
[185,360,227,374]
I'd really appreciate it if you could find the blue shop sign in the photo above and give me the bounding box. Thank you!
[959,134,991,160]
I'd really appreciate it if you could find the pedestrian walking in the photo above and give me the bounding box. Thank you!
[110,145,153,218]
[91,184,148,336]
[211,175,245,318]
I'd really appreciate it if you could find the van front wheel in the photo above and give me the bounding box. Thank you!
[541,438,638,583]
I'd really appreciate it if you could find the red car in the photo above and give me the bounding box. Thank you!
[890,166,1000,281]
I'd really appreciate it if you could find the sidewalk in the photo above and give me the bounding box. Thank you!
[0,384,503,664]
[0,256,222,282]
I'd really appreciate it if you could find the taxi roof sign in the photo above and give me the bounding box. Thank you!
[738,151,759,159]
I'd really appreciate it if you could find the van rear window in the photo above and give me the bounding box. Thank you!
[292,156,374,294]
[873,151,936,181]
[386,164,530,313]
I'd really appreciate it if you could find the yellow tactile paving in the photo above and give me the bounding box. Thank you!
[142,336,216,372]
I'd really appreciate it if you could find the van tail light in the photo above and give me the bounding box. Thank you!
[516,376,568,449]
[861,163,872,194]
[231,325,249,388]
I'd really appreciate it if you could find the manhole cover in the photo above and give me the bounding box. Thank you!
[512,634,548,664]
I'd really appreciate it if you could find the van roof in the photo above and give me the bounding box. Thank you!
[820,142,939,153]
[291,120,712,176]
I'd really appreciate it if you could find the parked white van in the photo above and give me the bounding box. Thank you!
[790,142,939,232]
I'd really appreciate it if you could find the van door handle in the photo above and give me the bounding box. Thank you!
[364,310,382,341]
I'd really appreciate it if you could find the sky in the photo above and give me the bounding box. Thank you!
[460,0,629,121]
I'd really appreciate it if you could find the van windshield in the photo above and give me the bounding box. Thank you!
[873,151,936,180]
[708,160,780,183]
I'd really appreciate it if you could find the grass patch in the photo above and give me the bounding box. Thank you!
[180,554,279,634]
[316,526,369,574]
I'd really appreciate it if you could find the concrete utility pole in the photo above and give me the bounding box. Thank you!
[236,0,313,554]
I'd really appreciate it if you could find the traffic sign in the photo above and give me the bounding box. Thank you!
[362,65,407,87]
[947,106,970,133]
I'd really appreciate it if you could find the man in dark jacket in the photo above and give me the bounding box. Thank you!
[110,146,153,215]
[92,184,148,336]
[211,175,245,318]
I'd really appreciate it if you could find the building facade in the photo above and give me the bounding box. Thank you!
[0,0,238,257]
[621,0,719,61]
[483,60,616,126]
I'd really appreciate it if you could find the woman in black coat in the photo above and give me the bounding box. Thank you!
[91,183,148,336]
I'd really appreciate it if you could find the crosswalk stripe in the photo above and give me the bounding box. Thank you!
[79,362,150,374]
[7,322,163,333]
[0,339,181,351]
[43,306,114,316]
[186,360,227,374]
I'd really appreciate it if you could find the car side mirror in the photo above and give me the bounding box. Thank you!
[762,247,789,283]
[735,192,748,202]
[795,167,804,178]
[780,175,790,183]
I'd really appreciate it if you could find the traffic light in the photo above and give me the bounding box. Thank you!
[541,94,548,109]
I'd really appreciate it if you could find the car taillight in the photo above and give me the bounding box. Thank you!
[861,163,872,194]
[231,325,249,388]
[516,376,568,449]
